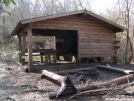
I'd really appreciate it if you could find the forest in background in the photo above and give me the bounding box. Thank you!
[0,0,134,64]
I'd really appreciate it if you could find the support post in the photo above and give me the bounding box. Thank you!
[40,54,43,63]
[21,33,26,65]
[22,33,26,56]
[27,29,33,71]
[113,55,117,64]
[17,35,22,63]
[45,54,49,64]
[113,34,117,64]
[77,57,81,65]
[53,54,57,63]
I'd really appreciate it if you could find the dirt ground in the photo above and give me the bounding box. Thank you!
[0,60,134,101]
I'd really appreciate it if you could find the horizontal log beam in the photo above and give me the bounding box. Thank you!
[96,65,134,74]
[56,67,96,75]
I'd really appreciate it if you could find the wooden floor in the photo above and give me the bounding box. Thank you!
[30,61,108,73]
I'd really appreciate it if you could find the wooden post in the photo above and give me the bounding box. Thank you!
[45,54,49,64]
[77,57,81,65]
[48,55,51,63]
[53,54,57,63]
[22,33,26,56]
[40,54,43,63]
[21,33,26,65]
[113,34,117,64]
[27,29,33,71]
[77,31,81,65]
[113,55,117,64]
[17,35,22,63]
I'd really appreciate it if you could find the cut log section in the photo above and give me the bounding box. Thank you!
[97,64,134,74]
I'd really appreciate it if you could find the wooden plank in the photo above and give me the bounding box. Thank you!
[79,36,115,40]
[79,39,115,43]
[33,23,105,30]
[80,51,115,55]
[79,49,115,52]
[18,24,30,36]
[56,67,96,75]
[54,22,107,29]
[40,54,43,63]
[32,24,116,33]
[34,16,97,24]
[17,35,22,63]
[79,54,115,57]
[21,10,84,24]
[32,25,77,30]
[33,16,115,32]
[79,36,114,39]
[45,54,49,64]
[79,31,114,35]
[79,28,115,33]
[79,43,114,46]
[53,54,57,63]
[78,31,80,64]
[22,33,26,56]
[34,20,103,28]
[79,45,114,49]
[79,30,115,34]
[27,29,33,71]
[79,33,115,37]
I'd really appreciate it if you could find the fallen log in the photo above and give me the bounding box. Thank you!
[49,88,77,98]
[70,87,123,99]
[78,74,134,91]
[56,67,97,75]
[125,91,134,96]
[42,70,77,97]
[71,79,134,99]
[49,74,134,98]
[97,64,134,74]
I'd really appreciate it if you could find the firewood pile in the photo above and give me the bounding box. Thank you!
[41,65,134,99]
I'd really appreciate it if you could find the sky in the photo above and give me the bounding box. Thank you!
[90,0,118,13]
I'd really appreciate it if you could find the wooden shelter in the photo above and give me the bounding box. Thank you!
[11,10,124,72]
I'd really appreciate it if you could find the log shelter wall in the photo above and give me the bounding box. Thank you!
[32,15,116,58]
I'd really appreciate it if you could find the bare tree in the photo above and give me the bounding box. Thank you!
[106,0,134,64]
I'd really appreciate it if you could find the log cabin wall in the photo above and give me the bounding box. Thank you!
[32,15,116,58]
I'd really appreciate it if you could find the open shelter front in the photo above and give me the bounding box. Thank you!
[33,29,78,62]
[11,10,124,72]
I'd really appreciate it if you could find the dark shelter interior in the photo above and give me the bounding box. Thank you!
[32,29,78,62]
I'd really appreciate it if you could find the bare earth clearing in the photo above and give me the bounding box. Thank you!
[0,60,134,101]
